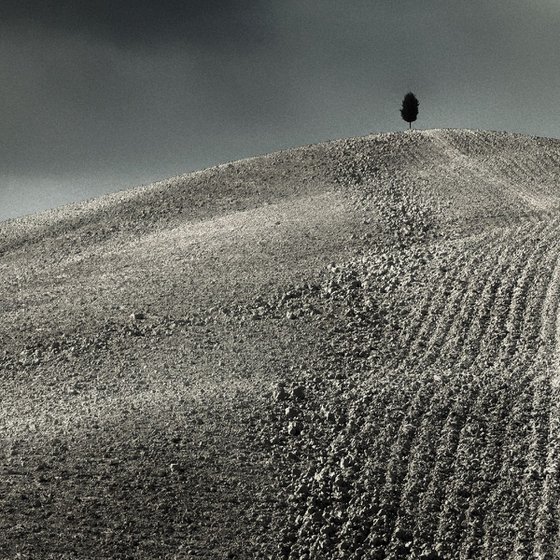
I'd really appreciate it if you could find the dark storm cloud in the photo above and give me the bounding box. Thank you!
[1,1,559,220]
[0,1,269,49]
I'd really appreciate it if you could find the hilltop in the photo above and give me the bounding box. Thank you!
[1,129,560,559]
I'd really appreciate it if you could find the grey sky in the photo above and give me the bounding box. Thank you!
[1,1,559,220]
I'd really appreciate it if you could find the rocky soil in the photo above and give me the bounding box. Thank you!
[1,129,560,558]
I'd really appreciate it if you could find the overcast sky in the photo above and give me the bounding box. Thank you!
[1,1,559,221]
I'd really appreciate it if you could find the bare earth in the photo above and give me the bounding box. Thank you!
[1,129,560,559]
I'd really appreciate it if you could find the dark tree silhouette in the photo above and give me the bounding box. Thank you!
[400,92,419,129]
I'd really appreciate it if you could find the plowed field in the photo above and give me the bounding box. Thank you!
[1,129,559,558]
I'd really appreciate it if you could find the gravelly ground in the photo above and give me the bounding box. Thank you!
[1,129,560,559]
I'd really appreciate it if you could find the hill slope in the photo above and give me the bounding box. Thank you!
[1,129,560,559]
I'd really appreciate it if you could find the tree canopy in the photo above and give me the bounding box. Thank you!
[400,92,419,129]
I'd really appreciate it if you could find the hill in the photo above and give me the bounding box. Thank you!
[1,129,560,558]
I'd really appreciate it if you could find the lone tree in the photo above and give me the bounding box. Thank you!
[400,92,419,129]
